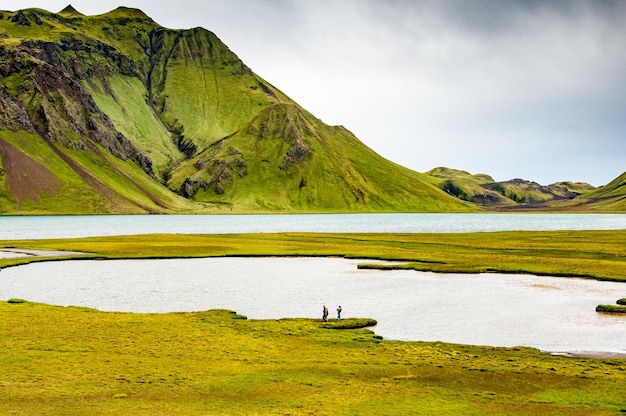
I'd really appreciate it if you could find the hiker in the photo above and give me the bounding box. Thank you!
[322,305,328,321]
[337,305,342,321]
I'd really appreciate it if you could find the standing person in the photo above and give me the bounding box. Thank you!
[337,305,342,321]
[322,305,328,322]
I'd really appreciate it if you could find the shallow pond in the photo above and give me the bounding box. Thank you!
[1,257,624,355]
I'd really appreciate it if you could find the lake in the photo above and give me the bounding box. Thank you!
[0,257,624,356]
[1,213,626,239]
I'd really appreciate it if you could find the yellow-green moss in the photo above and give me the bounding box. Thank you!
[1,300,624,415]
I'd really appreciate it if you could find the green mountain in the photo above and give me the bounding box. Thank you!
[427,167,626,212]
[0,6,473,214]
[546,172,626,211]
[426,167,516,207]
[426,167,588,208]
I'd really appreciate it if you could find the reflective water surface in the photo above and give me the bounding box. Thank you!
[1,257,624,355]
[1,213,625,239]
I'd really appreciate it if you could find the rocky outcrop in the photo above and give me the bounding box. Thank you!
[0,40,154,177]
[179,140,248,198]
[0,85,35,133]
[483,179,578,204]
[246,104,312,170]
[10,11,32,26]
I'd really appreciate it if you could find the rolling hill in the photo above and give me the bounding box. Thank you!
[0,5,473,214]
[426,167,625,212]
[546,172,626,211]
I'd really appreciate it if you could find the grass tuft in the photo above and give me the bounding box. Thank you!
[319,318,377,329]
[596,304,626,314]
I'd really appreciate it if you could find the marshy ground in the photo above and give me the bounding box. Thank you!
[1,230,625,414]
[2,301,625,415]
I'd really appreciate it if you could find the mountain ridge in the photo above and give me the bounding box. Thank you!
[426,167,625,211]
[0,6,622,213]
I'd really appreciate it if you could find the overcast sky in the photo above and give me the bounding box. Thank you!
[1,1,624,186]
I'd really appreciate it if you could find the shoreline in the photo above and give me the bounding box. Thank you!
[2,295,624,361]
[2,235,624,361]
[0,248,90,258]
[546,350,626,359]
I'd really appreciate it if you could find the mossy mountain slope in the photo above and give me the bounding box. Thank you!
[426,167,626,212]
[170,103,467,211]
[427,167,516,207]
[0,5,472,213]
[548,171,626,211]
[0,6,196,213]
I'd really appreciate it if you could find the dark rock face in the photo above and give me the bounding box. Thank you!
[246,104,312,170]
[0,85,35,132]
[0,39,154,177]
[10,11,31,26]
[279,143,309,170]
[178,140,248,198]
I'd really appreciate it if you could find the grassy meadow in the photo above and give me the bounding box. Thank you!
[2,230,625,281]
[1,230,626,414]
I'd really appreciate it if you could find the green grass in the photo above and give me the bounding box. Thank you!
[59,142,198,213]
[0,126,200,214]
[2,230,624,282]
[0,130,111,214]
[596,297,626,314]
[1,301,624,415]
[596,304,626,314]
[574,172,626,211]
[168,103,474,212]
[83,75,183,180]
[157,42,277,150]
[1,230,625,414]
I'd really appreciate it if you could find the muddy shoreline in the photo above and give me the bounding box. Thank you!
[0,248,89,258]
[546,350,626,360]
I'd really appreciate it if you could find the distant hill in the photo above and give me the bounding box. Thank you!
[426,167,516,207]
[425,167,626,211]
[0,6,472,214]
[546,172,626,211]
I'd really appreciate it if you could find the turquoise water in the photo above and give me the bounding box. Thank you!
[1,213,625,239]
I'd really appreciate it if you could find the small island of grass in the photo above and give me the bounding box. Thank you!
[596,303,626,314]
[596,296,626,314]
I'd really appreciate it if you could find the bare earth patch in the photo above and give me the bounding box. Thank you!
[0,138,60,209]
